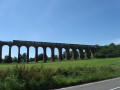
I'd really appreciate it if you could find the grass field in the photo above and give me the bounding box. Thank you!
[0,58,120,90]
[0,58,120,69]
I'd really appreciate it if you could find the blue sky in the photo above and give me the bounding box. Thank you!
[0,0,120,58]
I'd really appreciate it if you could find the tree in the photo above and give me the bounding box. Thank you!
[62,51,65,59]
[38,53,43,60]
[54,55,58,60]
[38,53,48,61]
[94,43,120,58]
[20,53,27,62]
[30,58,35,61]
[13,57,18,62]
[4,55,12,63]
[69,51,72,58]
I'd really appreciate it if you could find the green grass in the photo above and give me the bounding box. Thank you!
[0,58,120,69]
[0,58,120,90]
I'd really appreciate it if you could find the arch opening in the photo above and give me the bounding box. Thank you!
[69,48,73,60]
[62,48,66,60]
[20,46,27,62]
[38,47,43,62]
[2,45,9,59]
[11,45,18,62]
[46,47,51,61]
[29,46,35,62]
[54,48,58,61]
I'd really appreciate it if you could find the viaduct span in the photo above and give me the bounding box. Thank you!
[0,40,99,63]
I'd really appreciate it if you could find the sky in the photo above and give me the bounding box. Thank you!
[0,0,120,58]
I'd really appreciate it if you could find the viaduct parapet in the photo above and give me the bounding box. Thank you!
[0,40,99,63]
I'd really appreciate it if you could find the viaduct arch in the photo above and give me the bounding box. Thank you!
[0,40,99,63]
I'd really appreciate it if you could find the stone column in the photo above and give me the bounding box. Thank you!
[0,45,2,63]
[72,49,77,60]
[18,46,21,63]
[85,49,88,59]
[51,47,54,61]
[88,49,91,59]
[43,47,47,62]
[27,46,29,63]
[79,49,84,59]
[65,48,70,60]
[9,46,12,63]
[35,47,38,62]
[58,48,62,61]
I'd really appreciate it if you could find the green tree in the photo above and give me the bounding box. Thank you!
[38,53,43,60]
[30,58,35,61]
[94,43,120,58]
[13,57,18,62]
[4,55,12,63]
[54,55,58,60]
[38,53,48,61]
[20,53,27,62]
[62,51,65,59]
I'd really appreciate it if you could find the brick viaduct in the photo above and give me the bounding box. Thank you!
[0,40,99,63]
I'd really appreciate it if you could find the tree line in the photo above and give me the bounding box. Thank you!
[94,43,120,58]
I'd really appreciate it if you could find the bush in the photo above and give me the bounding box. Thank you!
[94,43,120,58]
[0,65,120,89]
[3,55,12,63]
[12,57,18,62]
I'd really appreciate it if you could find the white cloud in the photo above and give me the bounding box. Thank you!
[100,38,120,46]
[112,38,120,45]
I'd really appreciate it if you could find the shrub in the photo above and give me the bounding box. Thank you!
[0,65,120,89]
[3,55,12,63]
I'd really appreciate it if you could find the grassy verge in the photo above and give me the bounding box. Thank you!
[0,58,120,90]
[0,58,120,69]
[53,66,120,89]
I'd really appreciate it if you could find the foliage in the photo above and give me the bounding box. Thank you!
[38,53,43,60]
[20,53,27,62]
[54,55,58,60]
[94,43,120,58]
[0,65,55,90]
[53,66,120,88]
[62,51,79,59]
[0,59,120,89]
[38,53,48,61]
[12,57,18,62]
[29,58,35,61]
[3,55,12,63]
[62,51,65,59]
